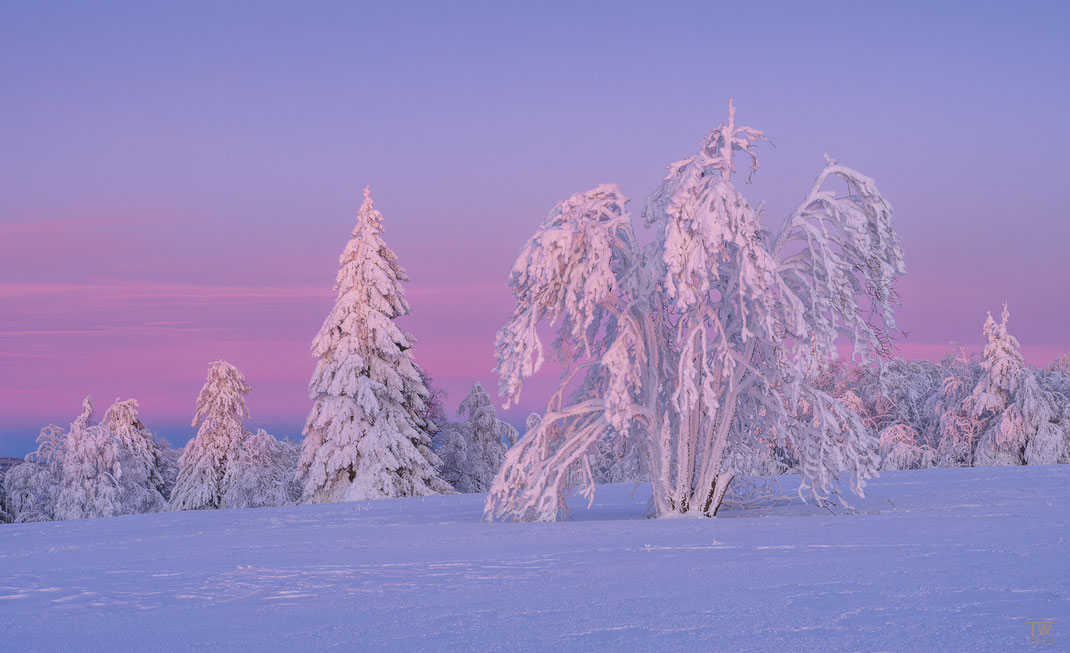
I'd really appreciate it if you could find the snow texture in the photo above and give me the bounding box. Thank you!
[0,466,1066,651]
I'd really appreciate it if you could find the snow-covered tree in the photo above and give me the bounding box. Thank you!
[297,187,450,503]
[878,424,936,471]
[170,361,252,510]
[487,102,905,521]
[4,424,66,523]
[971,306,1067,466]
[436,382,517,493]
[0,477,11,524]
[103,398,168,514]
[418,369,449,435]
[55,397,124,520]
[222,429,301,509]
[934,347,984,466]
[53,396,169,520]
[157,443,182,502]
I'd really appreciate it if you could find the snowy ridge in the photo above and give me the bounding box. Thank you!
[1,465,1066,651]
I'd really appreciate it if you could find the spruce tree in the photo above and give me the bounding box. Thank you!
[297,187,449,502]
[103,398,168,514]
[171,361,252,510]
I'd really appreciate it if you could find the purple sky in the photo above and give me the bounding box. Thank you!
[2,2,1068,455]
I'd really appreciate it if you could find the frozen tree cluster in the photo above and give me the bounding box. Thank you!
[1,362,301,523]
[222,429,301,509]
[778,305,1069,473]
[433,382,518,493]
[4,116,1068,530]
[3,396,173,522]
[487,101,909,521]
[296,187,450,503]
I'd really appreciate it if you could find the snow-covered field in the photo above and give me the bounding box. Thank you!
[1,466,1066,651]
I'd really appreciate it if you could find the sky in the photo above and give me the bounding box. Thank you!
[2,1,1068,455]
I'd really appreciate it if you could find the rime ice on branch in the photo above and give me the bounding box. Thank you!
[297,187,449,503]
[486,101,906,521]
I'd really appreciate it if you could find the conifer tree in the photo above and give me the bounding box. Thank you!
[297,187,449,502]
[171,361,252,510]
[4,423,67,522]
[971,306,1067,465]
[102,398,168,514]
[55,397,124,520]
[436,382,517,493]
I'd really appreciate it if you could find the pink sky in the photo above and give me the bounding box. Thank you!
[2,2,1068,454]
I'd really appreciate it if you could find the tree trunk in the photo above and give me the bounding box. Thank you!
[701,471,734,517]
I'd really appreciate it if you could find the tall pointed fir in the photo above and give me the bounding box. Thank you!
[170,361,252,510]
[297,187,450,503]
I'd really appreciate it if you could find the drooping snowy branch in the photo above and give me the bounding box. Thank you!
[487,102,906,521]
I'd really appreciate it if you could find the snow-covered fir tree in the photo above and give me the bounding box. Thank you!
[4,423,67,522]
[103,398,168,514]
[222,429,301,509]
[971,306,1067,466]
[297,187,450,503]
[170,361,253,510]
[436,382,517,493]
[55,397,125,520]
[487,102,906,521]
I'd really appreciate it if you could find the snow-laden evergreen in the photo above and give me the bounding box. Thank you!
[487,102,905,521]
[53,397,169,520]
[3,424,66,522]
[170,361,252,510]
[435,382,517,493]
[103,399,168,515]
[297,187,450,503]
[54,397,125,520]
[222,429,301,509]
[971,306,1067,465]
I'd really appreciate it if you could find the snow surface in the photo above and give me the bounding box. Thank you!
[1,466,1067,651]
